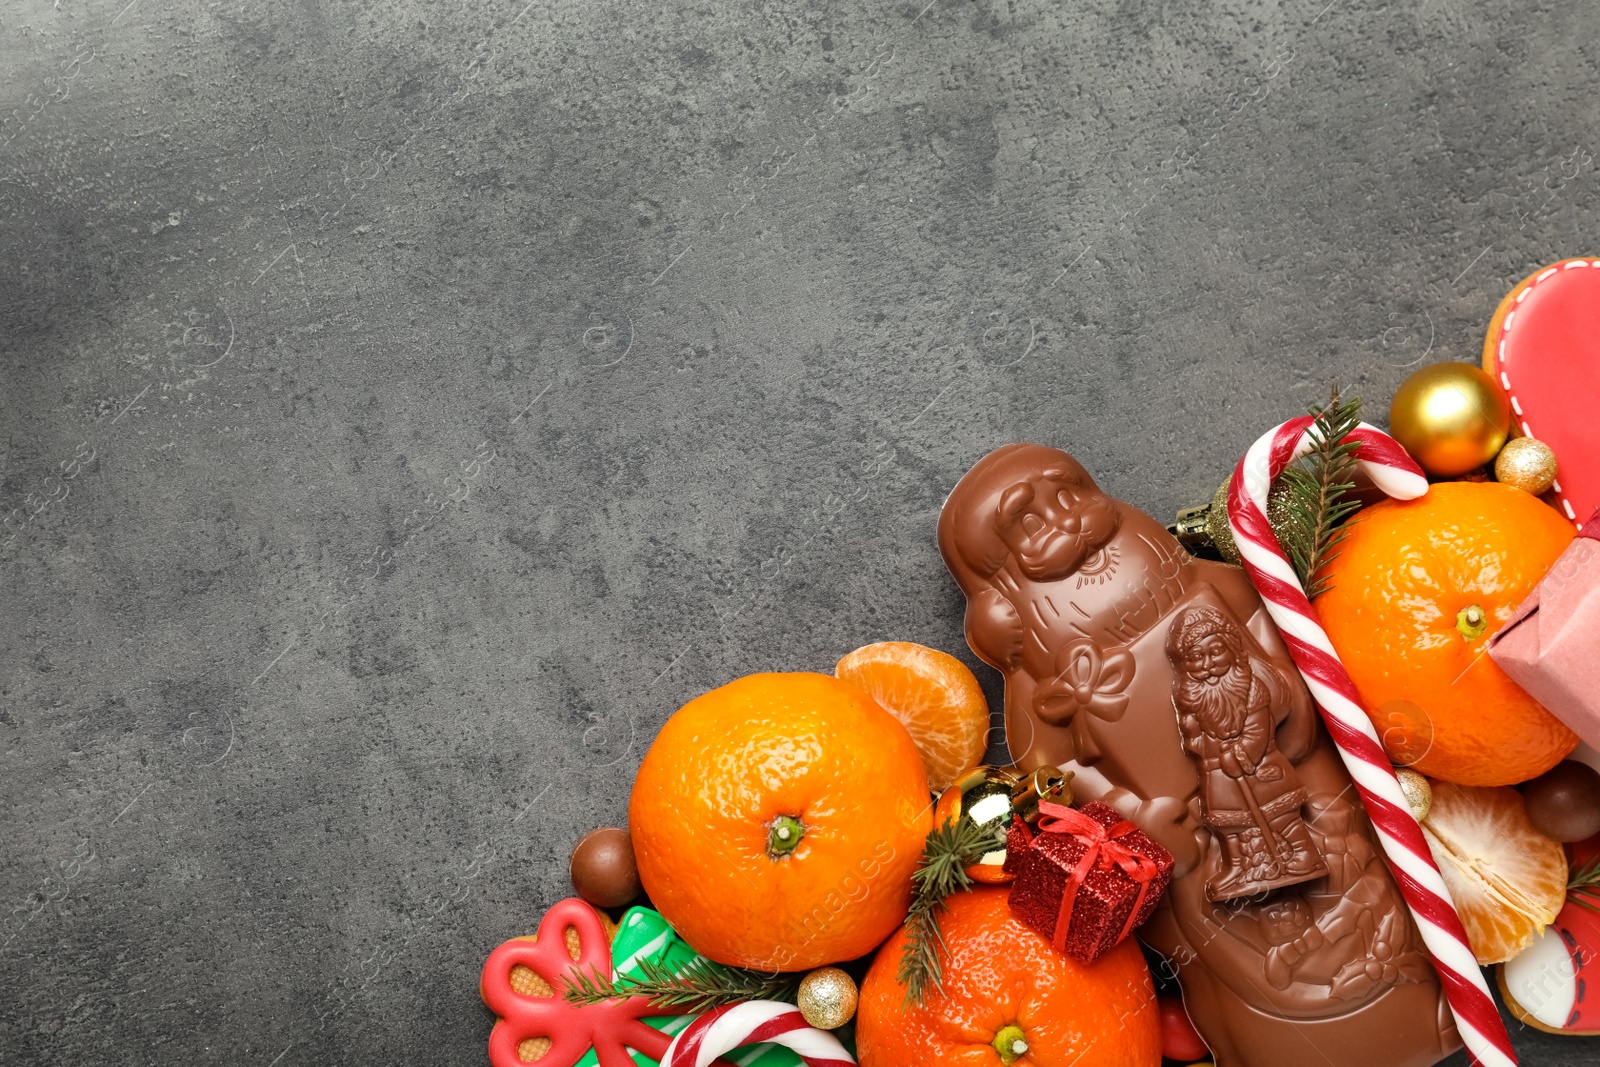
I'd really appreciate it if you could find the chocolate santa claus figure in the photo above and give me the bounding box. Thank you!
[938,444,1458,1067]
[1166,604,1326,900]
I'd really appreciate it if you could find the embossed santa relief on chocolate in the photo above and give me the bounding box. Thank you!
[1166,605,1327,900]
[939,443,1459,1067]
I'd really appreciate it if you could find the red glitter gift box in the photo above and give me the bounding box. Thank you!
[1006,800,1174,963]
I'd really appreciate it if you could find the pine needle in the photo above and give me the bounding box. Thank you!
[1277,384,1363,599]
[897,813,1002,1008]
[562,955,800,1013]
[1567,857,1600,913]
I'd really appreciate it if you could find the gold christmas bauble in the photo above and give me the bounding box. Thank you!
[1389,363,1512,477]
[1396,768,1432,822]
[1204,475,1297,566]
[797,966,857,1029]
[932,765,1072,883]
[1018,765,1073,818]
[1494,436,1558,496]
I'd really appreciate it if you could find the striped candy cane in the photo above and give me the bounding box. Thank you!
[659,1002,855,1067]
[1227,416,1517,1067]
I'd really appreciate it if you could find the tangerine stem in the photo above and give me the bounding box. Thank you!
[768,815,805,858]
[993,1024,1029,1064]
[1456,604,1488,641]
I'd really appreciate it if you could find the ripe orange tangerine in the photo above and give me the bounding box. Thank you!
[857,887,1159,1067]
[628,672,932,971]
[1318,481,1577,786]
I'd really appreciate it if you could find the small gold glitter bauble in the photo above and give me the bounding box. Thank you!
[1204,475,1297,566]
[1389,363,1512,477]
[797,966,857,1030]
[1396,768,1432,822]
[1494,437,1558,496]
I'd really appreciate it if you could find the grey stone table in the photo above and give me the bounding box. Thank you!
[3,1,1596,1063]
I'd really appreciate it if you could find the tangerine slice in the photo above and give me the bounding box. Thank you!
[835,641,989,793]
[1420,779,1568,964]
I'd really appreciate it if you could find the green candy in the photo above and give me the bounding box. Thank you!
[574,908,801,1067]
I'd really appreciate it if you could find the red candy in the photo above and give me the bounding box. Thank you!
[1159,995,1210,1062]
[479,898,673,1067]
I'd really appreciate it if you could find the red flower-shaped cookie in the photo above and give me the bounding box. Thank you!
[479,897,672,1067]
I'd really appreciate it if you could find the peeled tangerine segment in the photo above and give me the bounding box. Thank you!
[835,641,989,794]
[1420,780,1567,964]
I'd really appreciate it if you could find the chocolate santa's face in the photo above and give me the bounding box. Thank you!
[993,472,1122,581]
[1181,633,1236,682]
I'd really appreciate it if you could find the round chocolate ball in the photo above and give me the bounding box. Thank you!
[1522,761,1600,843]
[570,827,643,908]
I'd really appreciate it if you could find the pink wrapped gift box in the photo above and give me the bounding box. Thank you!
[1488,509,1600,747]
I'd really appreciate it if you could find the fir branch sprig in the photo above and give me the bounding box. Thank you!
[897,813,1001,1008]
[1567,857,1600,912]
[1276,384,1364,599]
[563,954,800,1014]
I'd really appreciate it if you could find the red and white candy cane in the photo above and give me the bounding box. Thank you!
[659,1002,855,1067]
[1227,416,1517,1067]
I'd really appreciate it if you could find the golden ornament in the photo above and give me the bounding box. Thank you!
[1396,768,1432,822]
[1173,476,1296,565]
[933,764,1072,883]
[1389,363,1512,477]
[1494,437,1558,496]
[1202,478,1240,563]
[1008,764,1074,824]
[1197,475,1299,566]
[797,966,857,1029]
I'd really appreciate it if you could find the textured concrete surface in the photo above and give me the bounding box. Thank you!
[3,0,1598,1063]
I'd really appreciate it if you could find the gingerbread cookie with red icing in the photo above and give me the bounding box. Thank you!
[1483,257,1600,526]
[1497,832,1600,1036]
[479,898,673,1067]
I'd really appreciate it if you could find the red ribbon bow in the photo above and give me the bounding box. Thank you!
[1035,801,1160,954]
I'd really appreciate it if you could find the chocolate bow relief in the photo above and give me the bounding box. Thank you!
[937,444,1460,1067]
